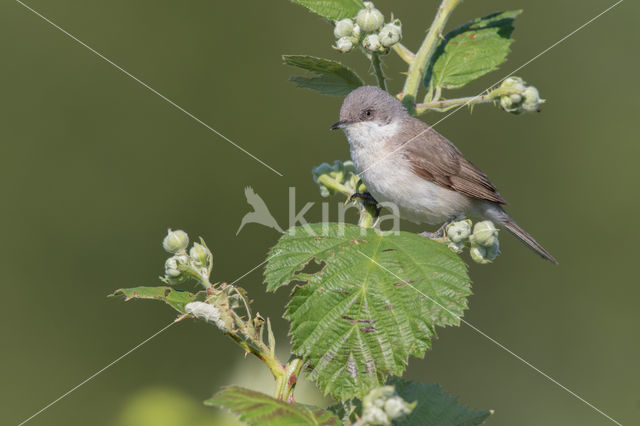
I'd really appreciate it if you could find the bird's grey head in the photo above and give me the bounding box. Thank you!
[330,86,407,131]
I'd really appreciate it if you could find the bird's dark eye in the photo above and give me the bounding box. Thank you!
[361,109,373,120]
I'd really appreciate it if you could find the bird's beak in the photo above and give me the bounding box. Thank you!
[330,120,350,130]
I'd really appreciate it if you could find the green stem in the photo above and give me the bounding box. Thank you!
[415,87,515,115]
[370,53,387,91]
[227,331,284,381]
[274,358,304,401]
[188,270,212,289]
[317,175,351,196]
[391,42,415,65]
[358,203,378,228]
[401,0,462,108]
[212,286,288,398]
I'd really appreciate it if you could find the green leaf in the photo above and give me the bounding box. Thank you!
[264,223,471,400]
[427,10,522,90]
[110,286,204,313]
[283,55,364,96]
[290,0,363,20]
[389,378,492,425]
[205,386,342,425]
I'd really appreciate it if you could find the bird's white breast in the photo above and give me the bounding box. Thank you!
[345,120,471,225]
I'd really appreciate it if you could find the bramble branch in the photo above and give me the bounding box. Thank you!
[401,0,462,107]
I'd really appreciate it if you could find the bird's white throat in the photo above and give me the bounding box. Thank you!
[344,119,403,180]
[344,118,473,225]
[344,120,401,152]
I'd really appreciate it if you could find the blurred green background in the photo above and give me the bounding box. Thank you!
[1,0,637,425]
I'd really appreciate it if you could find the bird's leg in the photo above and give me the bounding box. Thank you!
[420,217,456,239]
[347,192,381,228]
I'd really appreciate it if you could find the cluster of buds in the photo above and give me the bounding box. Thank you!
[161,229,213,285]
[444,219,501,264]
[312,160,363,197]
[498,77,545,114]
[333,2,402,54]
[354,385,414,425]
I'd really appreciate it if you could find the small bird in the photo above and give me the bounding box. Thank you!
[331,86,557,264]
[236,186,284,235]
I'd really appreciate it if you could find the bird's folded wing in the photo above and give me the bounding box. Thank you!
[403,124,507,205]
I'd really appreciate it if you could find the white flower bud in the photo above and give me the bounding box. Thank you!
[362,407,389,425]
[189,242,209,267]
[500,95,516,113]
[521,86,543,113]
[163,253,190,284]
[352,23,361,39]
[356,3,384,32]
[185,301,226,331]
[378,23,401,47]
[384,396,412,419]
[164,257,181,277]
[335,36,355,53]
[446,219,472,243]
[363,34,382,52]
[470,220,498,247]
[499,77,544,114]
[334,18,354,38]
[470,244,491,264]
[162,229,189,253]
[501,76,526,92]
[485,240,501,261]
[448,240,465,253]
[356,385,414,426]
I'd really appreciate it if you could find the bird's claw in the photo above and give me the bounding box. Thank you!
[420,217,456,240]
[347,192,378,206]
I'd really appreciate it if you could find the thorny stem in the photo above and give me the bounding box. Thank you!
[401,0,462,108]
[232,286,252,319]
[225,331,283,381]
[223,289,286,391]
[195,277,300,400]
[370,52,387,91]
[415,86,518,115]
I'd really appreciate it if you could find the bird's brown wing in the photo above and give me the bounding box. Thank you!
[401,123,507,205]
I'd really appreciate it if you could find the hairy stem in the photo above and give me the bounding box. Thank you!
[415,87,515,115]
[370,52,387,91]
[204,282,288,398]
[226,331,284,380]
[401,0,462,108]
[391,42,415,64]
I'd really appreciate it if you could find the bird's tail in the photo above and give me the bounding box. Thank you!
[485,206,558,264]
[503,219,558,264]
